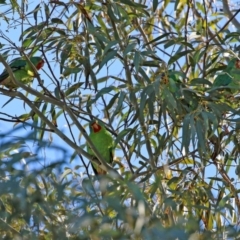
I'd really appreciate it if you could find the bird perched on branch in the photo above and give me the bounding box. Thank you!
[0,56,44,89]
[213,58,240,91]
[87,120,114,175]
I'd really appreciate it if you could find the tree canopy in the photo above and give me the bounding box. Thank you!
[0,0,240,239]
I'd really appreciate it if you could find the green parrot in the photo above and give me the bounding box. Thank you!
[0,56,44,89]
[213,58,240,90]
[87,120,114,175]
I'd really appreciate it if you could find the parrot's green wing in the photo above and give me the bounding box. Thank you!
[213,73,233,87]
[228,59,240,84]
[0,58,26,81]
[213,58,240,90]
[87,121,114,175]
[0,57,44,89]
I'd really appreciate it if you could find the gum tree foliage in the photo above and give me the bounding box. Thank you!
[0,0,240,239]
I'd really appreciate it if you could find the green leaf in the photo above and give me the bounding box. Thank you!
[123,43,137,57]
[126,182,145,200]
[54,87,61,99]
[140,85,154,120]
[118,0,147,9]
[168,50,193,65]
[182,114,191,153]
[225,32,240,41]
[190,78,212,86]
[164,39,176,49]
[99,50,117,70]
[62,66,82,77]
[114,128,134,147]
[162,88,176,110]
[107,4,120,22]
[152,0,158,12]
[213,73,232,87]
[55,28,66,36]
[196,119,206,154]
[144,33,172,47]
[2,97,15,108]
[97,76,109,84]
[90,86,116,105]
[22,37,35,48]
[103,40,119,55]
[106,92,120,111]
[111,91,126,121]
[65,82,84,97]
[140,60,161,67]
[41,103,48,115]
[134,51,141,72]
[148,98,155,120]
[44,3,50,19]
[189,115,196,148]
[96,14,109,36]
[51,18,64,24]
[31,3,40,23]
[139,67,151,83]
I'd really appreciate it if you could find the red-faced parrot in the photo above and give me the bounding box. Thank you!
[213,58,240,90]
[0,56,44,89]
[87,121,114,175]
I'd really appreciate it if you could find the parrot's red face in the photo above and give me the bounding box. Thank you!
[236,59,240,69]
[36,59,45,70]
[91,122,102,133]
